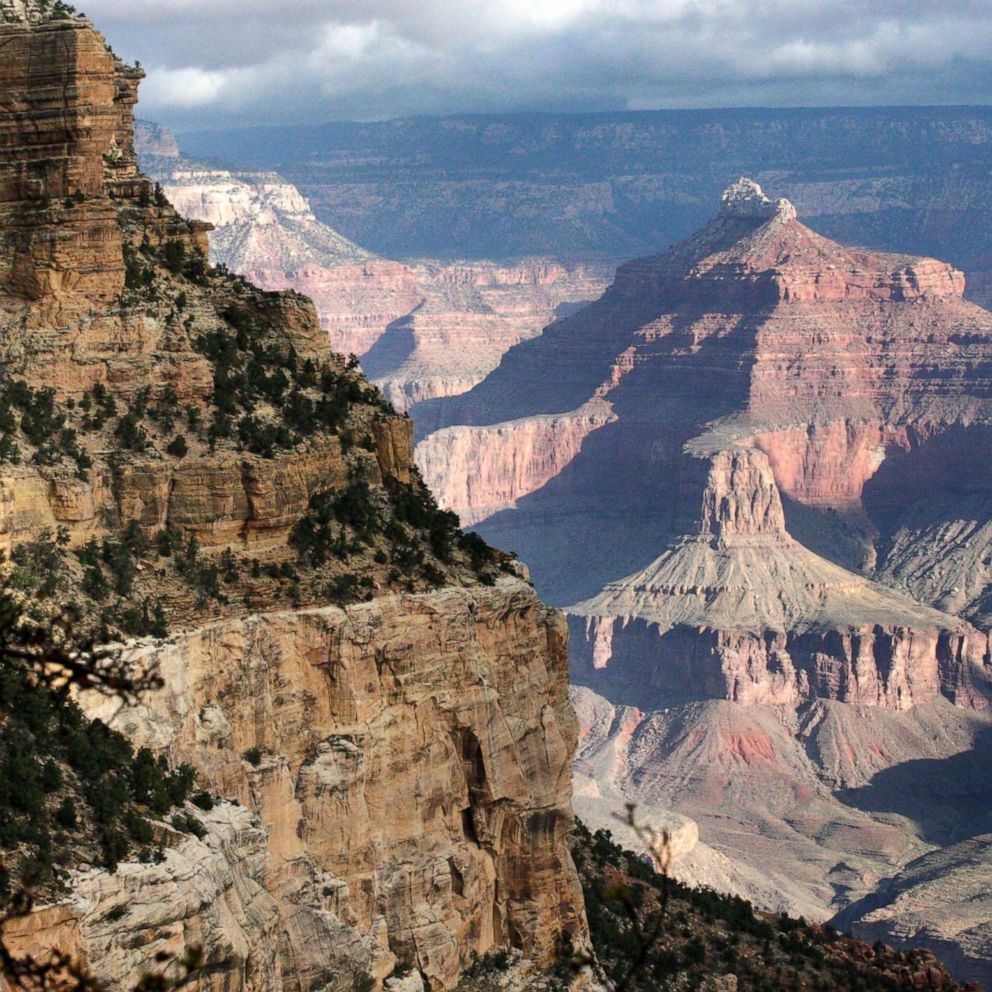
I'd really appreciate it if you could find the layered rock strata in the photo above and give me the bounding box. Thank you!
[571,446,988,711]
[0,8,585,990]
[417,178,992,974]
[178,107,992,311]
[80,583,581,991]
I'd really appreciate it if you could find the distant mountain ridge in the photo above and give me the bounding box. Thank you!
[180,106,992,309]
[137,121,608,412]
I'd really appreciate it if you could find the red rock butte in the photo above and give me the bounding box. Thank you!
[418,175,992,711]
[417,176,992,976]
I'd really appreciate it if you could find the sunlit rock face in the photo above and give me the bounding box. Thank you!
[136,122,610,416]
[0,10,587,990]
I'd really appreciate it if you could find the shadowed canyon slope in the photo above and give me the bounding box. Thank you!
[418,178,992,983]
[136,124,608,415]
[0,6,585,989]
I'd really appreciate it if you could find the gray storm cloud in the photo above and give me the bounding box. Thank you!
[82,0,992,126]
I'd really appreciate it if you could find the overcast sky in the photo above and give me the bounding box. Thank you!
[82,0,992,130]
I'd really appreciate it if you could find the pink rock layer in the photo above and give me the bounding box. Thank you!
[570,616,988,711]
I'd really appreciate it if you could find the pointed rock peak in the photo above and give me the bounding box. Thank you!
[719,177,796,223]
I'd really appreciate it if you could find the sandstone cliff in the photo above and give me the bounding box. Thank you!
[77,583,581,991]
[0,7,585,989]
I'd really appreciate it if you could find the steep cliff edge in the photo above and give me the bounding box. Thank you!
[0,6,585,989]
[78,583,581,991]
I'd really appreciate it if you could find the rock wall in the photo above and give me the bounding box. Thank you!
[135,134,609,415]
[570,615,987,711]
[416,400,615,525]
[0,14,129,301]
[0,11,588,991]
[76,581,584,991]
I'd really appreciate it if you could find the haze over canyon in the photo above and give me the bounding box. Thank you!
[146,118,992,986]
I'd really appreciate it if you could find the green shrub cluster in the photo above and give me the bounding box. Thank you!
[0,381,91,478]
[173,534,225,606]
[291,481,379,568]
[78,381,117,431]
[169,812,207,840]
[123,244,155,293]
[72,526,168,637]
[124,237,208,296]
[571,821,966,992]
[0,655,196,892]
[9,528,70,599]
[194,304,384,456]
[290,473,501,592]
[385,477,499,584]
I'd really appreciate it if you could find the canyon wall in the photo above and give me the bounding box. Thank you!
[414,178,992,977]
[0,8,586,990]
[78,582,581,991]
[135,127,609,414]
[178,108,992,310]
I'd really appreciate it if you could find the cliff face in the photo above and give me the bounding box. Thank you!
[416,178,992,971]
[0,9,585,990]
[135,128,609,415]
[0,7,135,302]
[417,400,615,526]
[80,583,581,991]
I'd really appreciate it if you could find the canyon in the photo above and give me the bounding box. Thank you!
[416,178,992,986]
[0,6,585,990]
[134,110,992,981]
[181,108,992,311]
[136,124,608,414]
[4,4,989,988]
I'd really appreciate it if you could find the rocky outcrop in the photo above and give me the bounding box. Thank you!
[78,581,582,991]
[415,179,992,976]
[0,10,586,990]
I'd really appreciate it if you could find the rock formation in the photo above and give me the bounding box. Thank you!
[135,124,609,415]
[417,177,992,977]
[834,835,992,988]
[0,7,585,989]
[77,587,581,991]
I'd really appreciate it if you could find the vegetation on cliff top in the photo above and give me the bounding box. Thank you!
[0,203,507,642]
[0,586,200,899]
